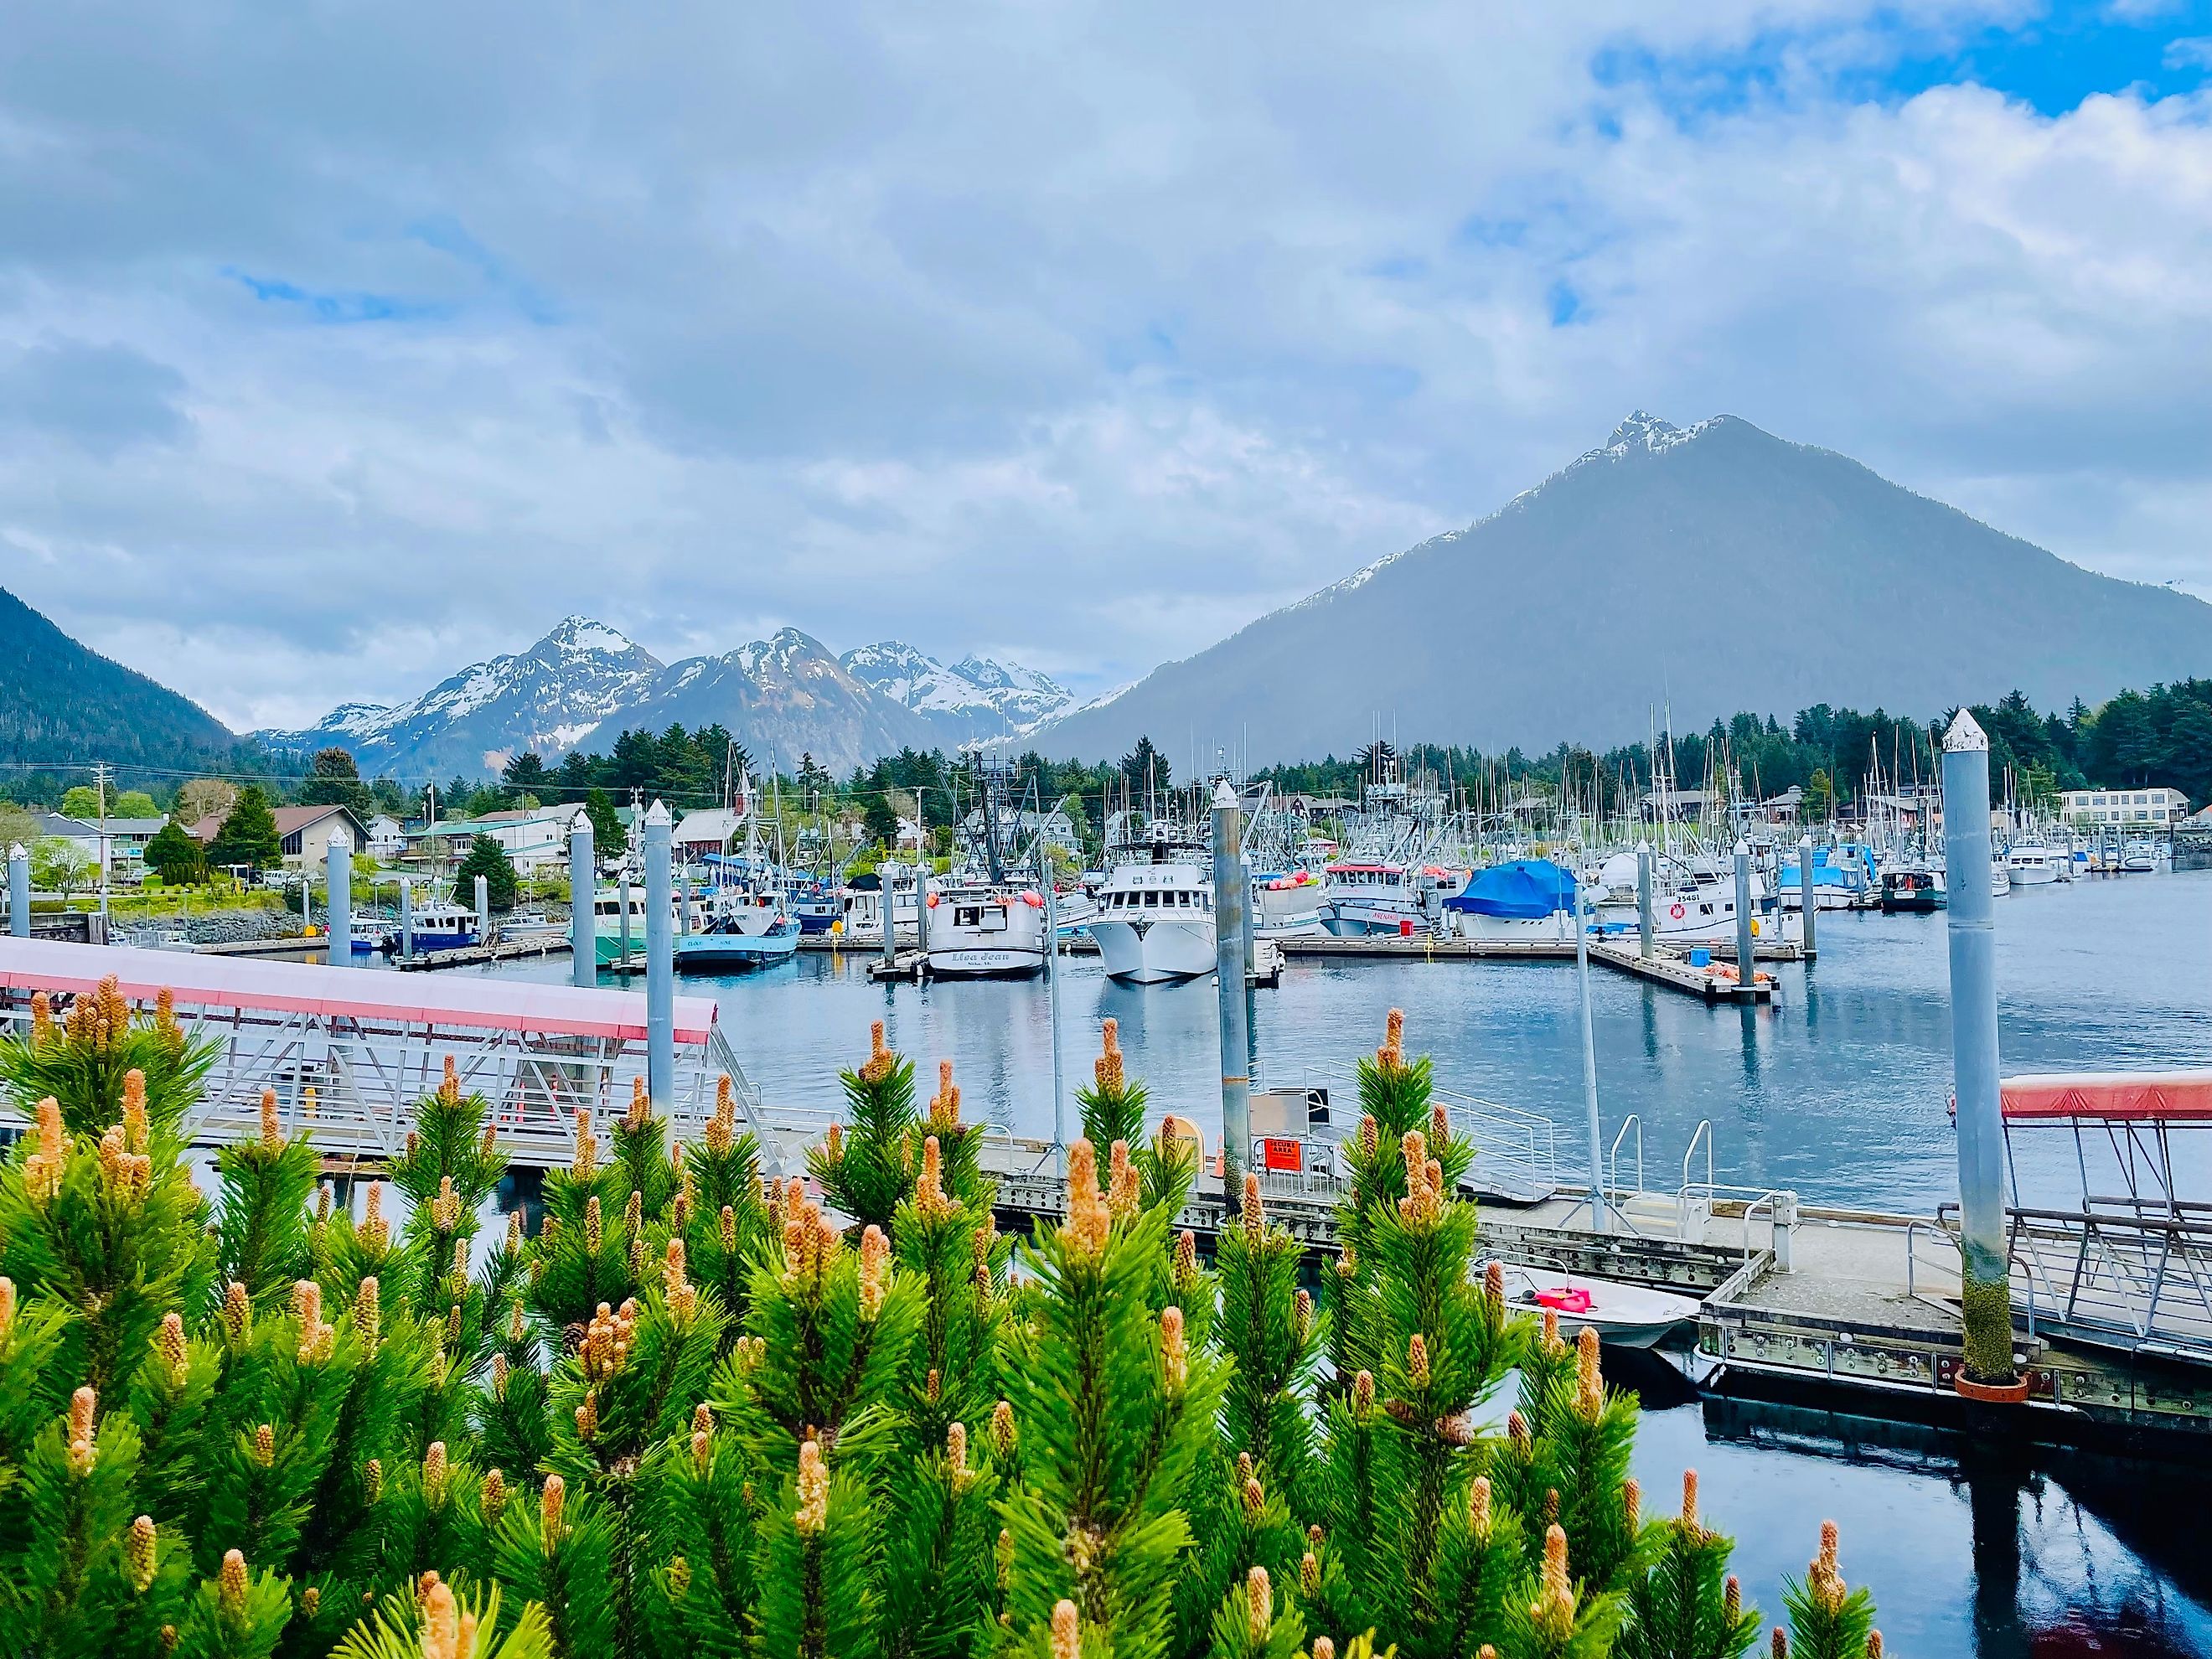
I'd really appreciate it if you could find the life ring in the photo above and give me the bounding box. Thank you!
[1668,902,1686,920]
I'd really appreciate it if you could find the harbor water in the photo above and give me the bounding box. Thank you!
[394,868,2212,1653]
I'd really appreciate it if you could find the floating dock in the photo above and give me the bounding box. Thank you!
[395,937,569,971]
[969,1142,2212,1449]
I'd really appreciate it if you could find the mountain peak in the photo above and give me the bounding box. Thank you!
[1605,411,1710,455]
[539,615,649,659]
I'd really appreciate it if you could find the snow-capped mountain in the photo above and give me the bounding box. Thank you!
[623,628,938,775]
[264,618,1070,778]
[261,617,666,778]
[840,642,1072,740]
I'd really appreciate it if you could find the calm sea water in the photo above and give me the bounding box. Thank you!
[390,870,2212,1654]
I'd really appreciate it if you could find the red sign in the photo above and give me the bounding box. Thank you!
[1260,1137,1303,1172]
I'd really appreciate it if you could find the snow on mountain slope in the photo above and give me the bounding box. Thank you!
[262,616,665,775]
[268,619,1076,778]
[840,642,1072,738]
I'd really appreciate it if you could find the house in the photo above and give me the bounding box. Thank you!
[366,814,407,861]
[409,804,587,874]
[2060,787,2189,828]
[30,813,170,886]
[955,806,1081,858]
[189,804,370,871]
[674,808,746,852]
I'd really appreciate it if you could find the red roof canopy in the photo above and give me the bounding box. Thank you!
[2001,1070,2212,1124]
[0,938,717,1046]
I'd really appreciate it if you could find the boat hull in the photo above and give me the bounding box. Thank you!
[1503,1266,1700,1349]
[1092,917,1217,984]
[674,934,799,973]
[927,948,1044,978]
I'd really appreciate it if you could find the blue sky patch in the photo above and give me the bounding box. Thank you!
[1594,0,2212,125]
[222,268,448,324]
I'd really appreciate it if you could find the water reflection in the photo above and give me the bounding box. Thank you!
[1642,1378,2212,1657]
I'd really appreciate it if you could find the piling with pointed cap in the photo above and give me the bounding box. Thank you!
[1212,778,1251,1215]
[569,811,597,985]
[643,799,674,1108]
[1734,838,1756,987]
[325,829,352,964]
[1942,708,2018,1389]
[7,844,27,938]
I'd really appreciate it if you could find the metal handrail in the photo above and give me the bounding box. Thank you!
[1677,1120,1713,1240]
[1743,1191,1784,1263]
[1607,1114,1642,1204]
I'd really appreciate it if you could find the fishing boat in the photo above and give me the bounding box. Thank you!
[1089,828,1217,984]
[1589,861,1801,948]
[1251,869,1331,939]
[1991,854,2012,897]
[1879,866,1946,913]
[372,899,478,955]
[1322,861,1424,937]
[2005,840,2061,886]
[674,892,801,973]
[2122,838,2160,873]
[1496,1263,1701,1349]
[1443,860,1578,942]
[925,881,1048,978]
[1774,844,1879,910]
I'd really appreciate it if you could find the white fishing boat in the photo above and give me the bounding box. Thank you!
[925,881,1048,978]
[1251,870,1331,939]
[1991,855,2011,897]
[1591,864,1801,949]
[2122,839,2160,873]
[1089,830,1217,984]
[1442,860,1579,942]
[1322,861,1426,937]
[2005,841,2060,886]
[1496,1263,1701,1349]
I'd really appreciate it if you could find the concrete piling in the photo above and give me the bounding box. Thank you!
[326,830,351,964]
[1212,780,1250,1216]
[1942,710,2019,1392]
[570,817,596,987]
[8,843,28,938]
[644,800,674,1109]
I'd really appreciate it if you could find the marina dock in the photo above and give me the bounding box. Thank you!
[395,936,570,971]
[974,1143,2212,1447]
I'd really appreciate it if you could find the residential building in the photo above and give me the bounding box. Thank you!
[410,804,587,874]
[955,806,1081,859]
[29,814,169,886]
[366,814,407,861]
[2059,787,2190,827]
[188,804,370,871]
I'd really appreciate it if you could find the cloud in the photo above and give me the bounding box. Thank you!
[0,0,2207,734]
[2168,36,2212,68]
[0,339,190,458]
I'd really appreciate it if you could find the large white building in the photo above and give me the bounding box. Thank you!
[2060,786,2189,827]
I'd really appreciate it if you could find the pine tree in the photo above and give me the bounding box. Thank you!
[999,1140,1224,1659]
[209,785,283,876]
[1775,1523,1879,1659]
[1616,1471,1760,1659]
[452,838,519,913]
[0,988,1870,1659]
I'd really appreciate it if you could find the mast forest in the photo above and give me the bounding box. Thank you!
[0,982,1882,1659]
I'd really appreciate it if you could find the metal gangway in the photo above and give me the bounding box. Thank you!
[1954,1070,2212,1367]
[0,938,797,1172]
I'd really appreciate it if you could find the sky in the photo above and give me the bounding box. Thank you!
[1,0,2209,732]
